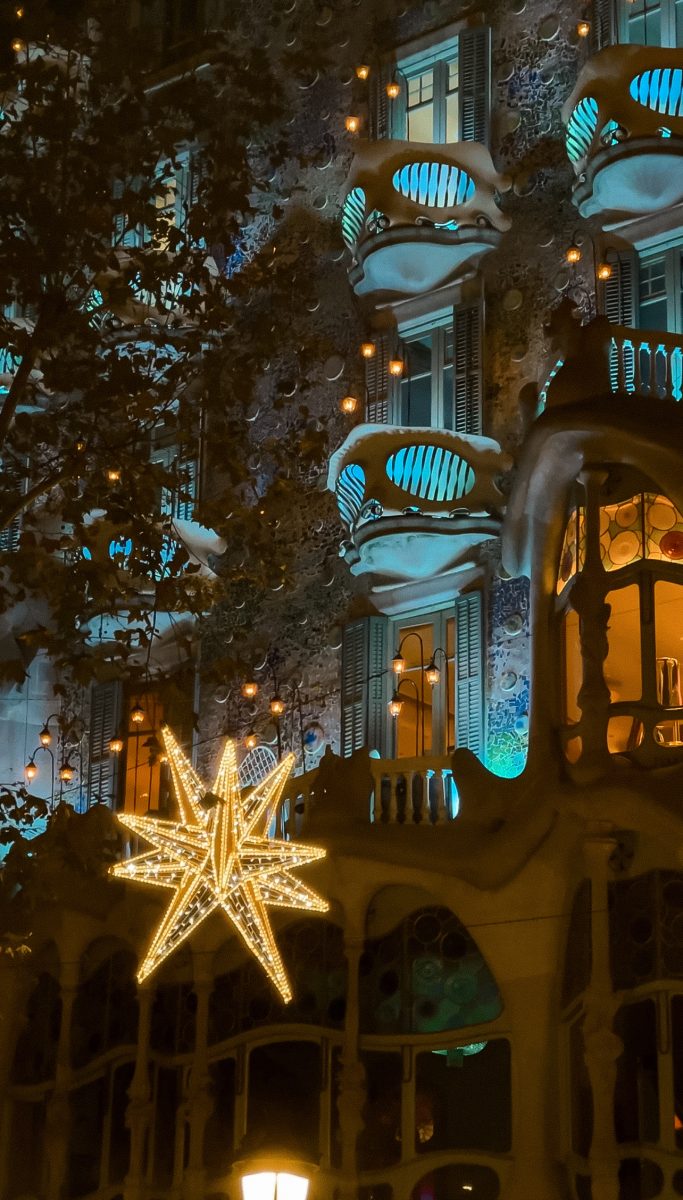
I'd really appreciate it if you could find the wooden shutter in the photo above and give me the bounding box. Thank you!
[458,27,491,144]
[592,0,618,49]
[453,303,483,435]
[373,65,391,139]
[341,617,388,757]
[89,681,122,806]
[600,249,638,326]
[0,516,20,552]
[365,334,392,423]
[455,591,484,758]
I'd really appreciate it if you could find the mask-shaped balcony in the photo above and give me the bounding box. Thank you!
[341,141,512,302]
[328,425,510,587]
[563,45,683,222]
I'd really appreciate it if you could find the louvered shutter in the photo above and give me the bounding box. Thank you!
[175,457,198,521]
[600,249,638,326]
[373,65,391,139]
[89,681,122,806]
[341,617,388,757]
[458,27,491,144]
[455,591,484,758]
[0,516,20,552]
[453,303,483,435]
[592,0,617,49]
[365,334,392,423]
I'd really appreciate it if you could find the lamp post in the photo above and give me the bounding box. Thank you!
[425,646,452,753]
[389,676,422,757]
[25,744,55,807]
[564,229,616,319]
[391,631,426,756]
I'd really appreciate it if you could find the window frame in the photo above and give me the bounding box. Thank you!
[638,242,683,335]
[393,35,460,144]
[618,0,683,47]
[388,605,456,757]
[394,308,454,429]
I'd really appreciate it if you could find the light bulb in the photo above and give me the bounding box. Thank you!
[130,703,145,725]
[386,81,401,99]
[392,653,406,675]
[388,359,404,377]
[59,761,74,783]
[356,65,370,80]
[11,37,24,52]
[39,725,52,747]
[597,262,613,281]
[25,760,37,782]
[106,468,121,483]
[577,20,590,36]
[270,696,285,717]
[360,341,376,359]
[340,395,359,415]
[388,694,403,718]
[566,244,581,265]
[244,730,258,750]
[425,662,440,686]
[241,681,259,699]
[109,736,124,754]
[345,115,360,133]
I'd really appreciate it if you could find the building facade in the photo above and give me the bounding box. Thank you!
[2,1,683,1199]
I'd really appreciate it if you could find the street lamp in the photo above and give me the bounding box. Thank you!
[237,1153,315,1200]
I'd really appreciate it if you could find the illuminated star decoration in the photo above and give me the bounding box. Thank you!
[111,726,328,1001]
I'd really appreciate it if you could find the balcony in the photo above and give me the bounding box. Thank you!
[328,425,509,587]
[540,310,683,411]
[341,140,511,302]
[563,45,683,222]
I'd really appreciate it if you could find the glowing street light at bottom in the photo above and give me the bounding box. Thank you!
[241,1172,310,1200]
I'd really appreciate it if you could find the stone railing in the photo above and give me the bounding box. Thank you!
[327,424,509,583]
[542,314,683,410]
[278,752,459,832]
[341,139,511,298]
[562,44,683,218]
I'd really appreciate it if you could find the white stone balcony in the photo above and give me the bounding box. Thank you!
[540,310,683,411]
[341,140,511,301]
[563,45,683,222]
[327,425,510,586]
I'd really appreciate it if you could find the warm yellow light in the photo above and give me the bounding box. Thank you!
[392,653,406,675]
[15,7,24,17]
[270,695,286,717]
[130,703,145,725]
[566,244,582,265]
[39,725,52,747]
[577,20,591,36]
[241,680,259,699]
[388,694,403,718]
[597,261,613,281]
[112,728,329,998]
[25,760,37,782]
[106,467,121,483]
[425,662,440,686]
[75,439,86,452]
[244,730,258,750]
[360,341,376,359]
[11,37,24,51]
[356,65,370,80]
[109,736,124,754]
[388,359,404,377]
[241,1173,310,1200]
[59,761,74,783]
[340,395,359,415]
[386,81,401,99]
[345,115,360,133]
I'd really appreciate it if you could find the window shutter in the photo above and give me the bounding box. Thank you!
[453,303,483,435]
[373,66,391,139]
[365,334,392,423]
[175,458,198,521]
[0,516,20,553]
[89,681,122,806]
[455,591,484,758]
[600,249,638,326]
[592,0,617,49]
[341,617,388,757]
[458,26,491,144]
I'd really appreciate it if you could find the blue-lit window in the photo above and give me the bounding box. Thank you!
[397,316,454,429]
[393,39,459,143]
[620,0,683,46]
[638,246,683,332]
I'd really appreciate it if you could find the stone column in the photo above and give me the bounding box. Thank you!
[45,958,79,1200]
[583,830,621,1200]
[183,973,214,1200]
[574,469,612,780]
[336,924,365,1200]
[123,982,154,1200]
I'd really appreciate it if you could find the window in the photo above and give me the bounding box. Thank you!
[391,611,455,757]
[638,245,683,334]
[398,317,454,429]
[397,40,459,143]
[619,0,683,46]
